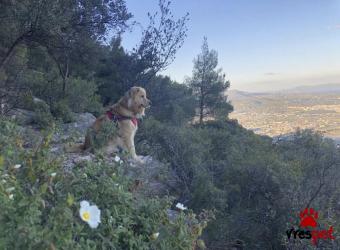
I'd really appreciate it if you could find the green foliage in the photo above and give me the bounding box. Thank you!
[65,77,103,115]
[51,100,75,123]
[187,37,233,124]
[137,118,340,249]
[32,101,54,128]
[87,120,119,150]
[0,119,207,250]
[146,76,196,125]
[24,67,103,117]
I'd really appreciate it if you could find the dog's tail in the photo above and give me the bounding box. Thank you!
[64,142,85,153]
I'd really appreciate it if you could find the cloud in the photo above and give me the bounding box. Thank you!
[327,24,340,30]
[264,72,279,76]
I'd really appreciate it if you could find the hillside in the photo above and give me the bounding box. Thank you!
[2,1,340,248]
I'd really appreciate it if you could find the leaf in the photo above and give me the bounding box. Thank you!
[0,155,4,169]
[40,183,48,194]
[67,193,74,207]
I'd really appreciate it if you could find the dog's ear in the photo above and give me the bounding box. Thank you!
[126,87,140,97]
[125,89,132,98]
[119,89,134,108]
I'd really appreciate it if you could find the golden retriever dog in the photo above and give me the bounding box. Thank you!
[69,86,150,163]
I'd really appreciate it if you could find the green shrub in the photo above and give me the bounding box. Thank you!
[86,120,119,151]
[0,119,208,249]
[24,70,103,117]
[51,100,75,123]
[66,77,103,115]
[19,92,36,111]
[137,118,210,191]
[32,101,54,128]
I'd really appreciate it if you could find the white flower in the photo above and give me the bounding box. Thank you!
[175,202,187,211]
[119,160,123,164]
[13,164,21,169]
[79,200,101,229]
[150,232,160,240]
[8,194,14,200]
[114,155,121,162]
[50,172,56,177]
[1,179,6,184]
[6,187,15,193]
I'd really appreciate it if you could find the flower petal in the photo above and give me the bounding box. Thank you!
[80,200,90,208]
[87,205,101,228]
[89,205,101,222]
[79,201,90,219]
[88,219,100,229]
[114,155,120,162]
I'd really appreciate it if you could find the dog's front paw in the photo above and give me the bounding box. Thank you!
[132,155,145,165]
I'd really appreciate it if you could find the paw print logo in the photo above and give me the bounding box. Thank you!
[300,208,318,228]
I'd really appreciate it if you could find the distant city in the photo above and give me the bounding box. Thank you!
[228,84,340,143]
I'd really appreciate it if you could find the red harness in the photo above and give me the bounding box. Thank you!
[106,111,138,127]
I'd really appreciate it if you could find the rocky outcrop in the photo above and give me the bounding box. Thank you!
[61,113,96,136]
[8,109,36,125]
[52,112,96,143]
[15,109,178,199]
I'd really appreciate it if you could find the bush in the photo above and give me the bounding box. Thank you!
[66,77,103,115]
[86,119,119,151]
[51,100,75,123]
[19,92,36,111]
[32,101,54,128]
[0,119,209,249]
[145,76,196,125]
[23,68,103,117]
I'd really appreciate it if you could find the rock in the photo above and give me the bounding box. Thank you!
[63,153,95,171]
[8,109,36,125]
[60,113,95,137]
[123,155,179,197]
[17,125,43,148]
[53,112,96,143]
[33,97,46,104]
[167,209,179,222]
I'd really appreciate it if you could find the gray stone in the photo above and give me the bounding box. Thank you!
[8,109,35,125]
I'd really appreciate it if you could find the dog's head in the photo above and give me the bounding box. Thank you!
[124,86,151,116]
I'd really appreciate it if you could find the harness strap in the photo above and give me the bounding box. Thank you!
[106,111,138,127]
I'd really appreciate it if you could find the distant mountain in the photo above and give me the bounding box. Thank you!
[227,90,267,100]
[282,83,340,94]
[228,83,340,100]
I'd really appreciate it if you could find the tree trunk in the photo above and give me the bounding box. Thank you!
[199,86,204,125]
[46,48,69,97]
[62,57,69,95]
[0,33,27,71]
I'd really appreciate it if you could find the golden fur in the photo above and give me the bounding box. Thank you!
[71,86,150,162]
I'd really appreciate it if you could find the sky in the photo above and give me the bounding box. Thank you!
[121,0,340,92]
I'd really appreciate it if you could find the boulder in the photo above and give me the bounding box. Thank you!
[52,112,96,143]
[8,109,36,125]
[62,112,96,135]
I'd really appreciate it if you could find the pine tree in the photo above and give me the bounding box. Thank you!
[188,37,233,124]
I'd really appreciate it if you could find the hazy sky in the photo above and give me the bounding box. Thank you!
[122,0,340,92]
